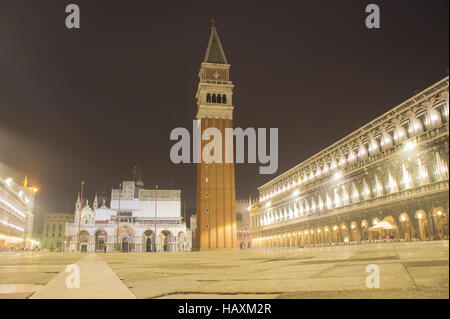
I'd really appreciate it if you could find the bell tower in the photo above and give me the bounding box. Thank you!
[195,20,237,249]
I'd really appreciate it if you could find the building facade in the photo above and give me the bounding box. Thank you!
[65,180,190,252]
[40,213,74,251]
[250,77,449,248]
[195,20,237,249]
[0,175,36,250]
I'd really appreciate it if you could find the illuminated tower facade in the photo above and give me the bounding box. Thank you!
[195,20,237,249]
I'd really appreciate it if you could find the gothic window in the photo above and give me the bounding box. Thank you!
[222,94,227,104]
[420,114,427,131]
[212,94,216,103]
[206,93,211,103]
[217,94,222,103]
[206,224,209,229]
[236,213,243,221]
[439,106,448,124]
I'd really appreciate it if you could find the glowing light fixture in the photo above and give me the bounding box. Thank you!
[333,172,342,180]
[404,141,416,151]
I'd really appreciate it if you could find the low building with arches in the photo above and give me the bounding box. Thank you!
[65,179,190,252]
[250,77,449,249]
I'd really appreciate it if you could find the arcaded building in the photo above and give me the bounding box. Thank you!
[250,77,449,248]
[0,175,36,250]
[65,178,190,252]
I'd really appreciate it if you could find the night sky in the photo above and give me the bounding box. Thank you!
[0,0,448,217]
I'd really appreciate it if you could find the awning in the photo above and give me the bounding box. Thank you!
[369,221,397,231]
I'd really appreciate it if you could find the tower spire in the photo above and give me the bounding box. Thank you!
[204,19,228,64]
[93,193,98,209]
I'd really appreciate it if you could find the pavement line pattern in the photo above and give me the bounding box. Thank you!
[30,254,136,299]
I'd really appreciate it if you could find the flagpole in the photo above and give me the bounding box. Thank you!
[77,181,84,251]
[116,183,122,252]
[154,185,158,252]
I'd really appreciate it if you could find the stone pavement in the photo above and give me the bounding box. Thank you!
[30,254,135,299]
[101,240,449,299]
[0,241,448,299]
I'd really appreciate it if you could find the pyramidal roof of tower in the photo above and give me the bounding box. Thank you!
[203,21,228,64]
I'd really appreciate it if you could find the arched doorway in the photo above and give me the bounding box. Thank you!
[340,223,349,244]
[415,210,429,240]
[323,226,331,245]
[432,208,449,240]
[95,229,107,252]
[332,225,339,244]
[350,222,360,243]
[143,230,155,252]
[399,213,412,240]
[316,228,323,245]
[118,226,135,252]
[78,231,90,252]
[160,230,173,252]
[121,238,129,252]
[361,220,369,242]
